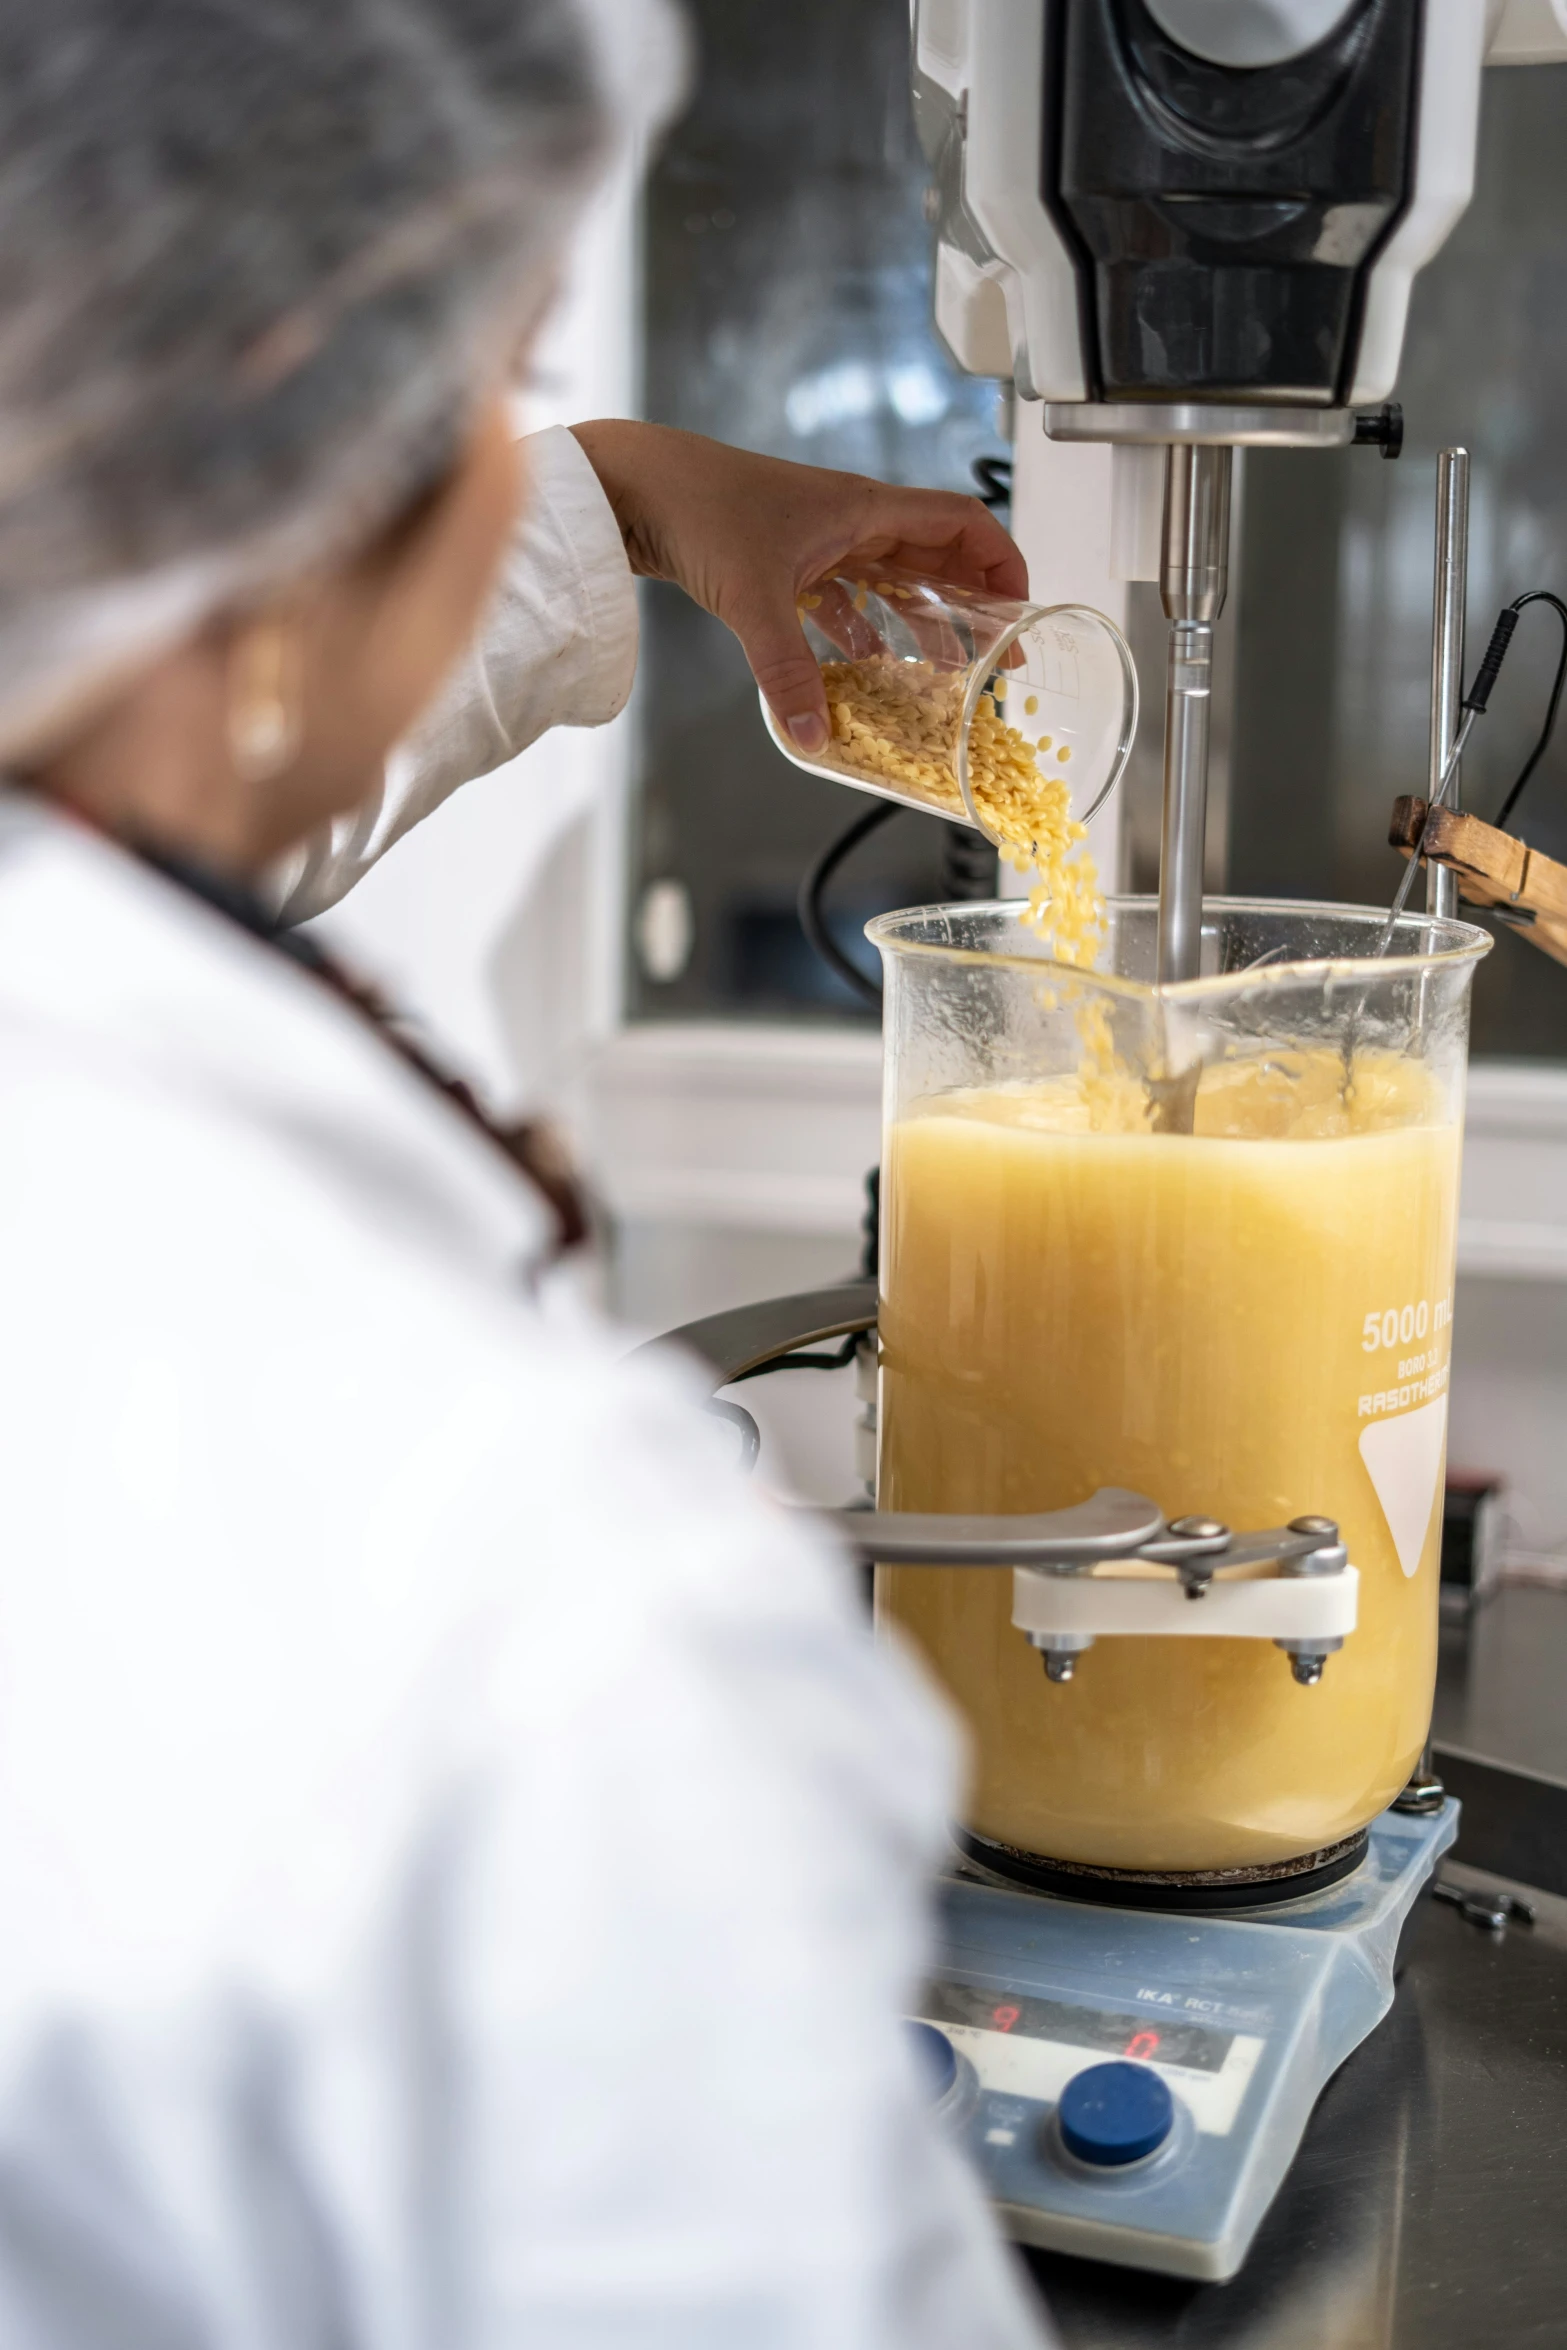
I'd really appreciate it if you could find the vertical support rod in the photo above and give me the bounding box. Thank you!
[1157,445,1233,986]
[1427,449,1469,922]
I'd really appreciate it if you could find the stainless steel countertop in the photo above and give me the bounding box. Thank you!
[1436,1583,1567,1782]
[1019,1860,1567,2346]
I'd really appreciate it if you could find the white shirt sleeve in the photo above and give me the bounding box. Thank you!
[272,423,638,925]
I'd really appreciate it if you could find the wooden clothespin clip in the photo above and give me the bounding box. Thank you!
[1388,797,1567,968]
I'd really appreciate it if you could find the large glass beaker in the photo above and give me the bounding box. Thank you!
[870,899,1490,1880]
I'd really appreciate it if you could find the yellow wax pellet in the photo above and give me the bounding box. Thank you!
[1024,695,1039,716]
[806,653,1103,968]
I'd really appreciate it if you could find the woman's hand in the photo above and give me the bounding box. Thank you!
[570,420,1026,755]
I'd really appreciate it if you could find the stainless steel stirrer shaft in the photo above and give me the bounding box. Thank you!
[1156,444,1232,989]
[1148,445,1233,1133]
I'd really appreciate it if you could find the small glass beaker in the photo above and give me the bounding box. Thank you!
[869,898,1491,1883]
[762,568,1138,851]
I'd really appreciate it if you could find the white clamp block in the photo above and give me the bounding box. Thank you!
[934,243,1014,380]
[1109,442,1166,582]
[1011,1562,1361,1643]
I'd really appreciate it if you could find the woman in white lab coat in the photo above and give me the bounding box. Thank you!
[0,2,1051,2344]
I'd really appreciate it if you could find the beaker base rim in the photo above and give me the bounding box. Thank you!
[952,1826,1370,1913]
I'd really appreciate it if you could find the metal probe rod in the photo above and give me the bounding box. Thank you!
[1157,444,1233,985]
[1379,704,1477,946]
[1426,448,1469,922]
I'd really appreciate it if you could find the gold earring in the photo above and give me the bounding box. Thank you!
[227,617,303,782]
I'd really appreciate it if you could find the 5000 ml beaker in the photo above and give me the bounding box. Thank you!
[869,899,1489,1879]
[762,570,1137,851]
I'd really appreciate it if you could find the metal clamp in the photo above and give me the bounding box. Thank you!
[644,1285,1358,1688]
[829,1497,1357,1687]
[1433,1878,1536,1936]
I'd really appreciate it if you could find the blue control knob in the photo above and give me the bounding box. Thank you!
[1058,2061,1174,2166]
[904,2020,959,2104]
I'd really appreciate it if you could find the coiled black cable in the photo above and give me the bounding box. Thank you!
[971,454,1014,513]
[1493,589,1567,831]
[796,798,899,1006]
[797,802,998,1006]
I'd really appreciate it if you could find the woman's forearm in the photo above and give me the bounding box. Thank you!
[571,419,1026,754]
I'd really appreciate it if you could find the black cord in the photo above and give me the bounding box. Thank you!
[729,1333,861,1384]
[797,798,900,1005]
[1494,590,1567,831]
[940,819,999,899]
[971,455,1014,512]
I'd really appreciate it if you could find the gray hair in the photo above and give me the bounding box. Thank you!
[0,0,652,756]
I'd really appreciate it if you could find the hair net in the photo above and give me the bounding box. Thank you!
[0,0,684,759]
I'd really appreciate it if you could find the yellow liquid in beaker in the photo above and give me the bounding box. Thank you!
[877,1051,1460,1872]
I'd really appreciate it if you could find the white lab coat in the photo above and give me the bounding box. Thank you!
[0,429,1050,2348]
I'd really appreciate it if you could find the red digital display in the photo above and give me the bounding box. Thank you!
[925,1982,1230,2072]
